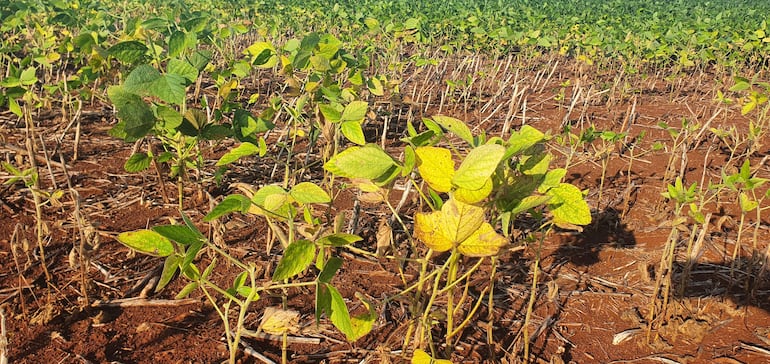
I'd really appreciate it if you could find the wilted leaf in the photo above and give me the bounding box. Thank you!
[260,307,300,335]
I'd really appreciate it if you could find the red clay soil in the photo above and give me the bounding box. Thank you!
[1,58,769,363]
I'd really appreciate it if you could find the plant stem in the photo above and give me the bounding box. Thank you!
[523,233,545,360]
[445,250,460,353]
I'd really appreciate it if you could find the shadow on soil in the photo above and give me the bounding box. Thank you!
[521,207,770,360]
[552,207,637,266]
[672,257,770,312]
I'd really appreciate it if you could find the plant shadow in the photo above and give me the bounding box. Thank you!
[552,207,637,266]
[672,257,770,312]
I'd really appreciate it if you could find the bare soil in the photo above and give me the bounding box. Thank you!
[1,57,769,363]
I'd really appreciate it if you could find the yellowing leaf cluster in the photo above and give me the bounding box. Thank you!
[414,197,507,257]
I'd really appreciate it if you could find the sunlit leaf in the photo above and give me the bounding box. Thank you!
[454,177,493,204]
[412,349,452,364]
[290,182,331,204]
[341,101,368,122]
[452,143,505,190]
[341,120,366,145]
[432,115,473,145]
[216,142,260,166]
[415,146,454,193]
[117,229,174,257]
[457,222,507,257]
[325,144,397,180]
[547,183,592,227]
[152,224,203,245]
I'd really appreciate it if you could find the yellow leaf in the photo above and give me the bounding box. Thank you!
[457,222,507,257]
[414,211,453,252]
[260,307,300,335]
[454,177,493,204]
[414,197,486,252]
[415,146,454,193]
[412,349,453,364]
[440,198,484,244]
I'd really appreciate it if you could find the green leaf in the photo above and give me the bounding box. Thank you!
[175,281,199,299]
[8,98,22,117]
[156,254,181,292]
[272,239,316,281]
[157,105,183,131]
[547,183,592,227]
[168,57,198,83]
[341,120,366,145]
[204,194,253,221]
[432,115,474,145]
[168,31,187,58]
[507,125,545,156]
[452,144,505,190]
[324,144,397,180]
[348,294,377,341]
[325,284,354,339]
[117,229,175,257]
[509,195,552,215]
[124,152,152,172]
[538,168,567,193]
[123,65,161,95]
[317,233,362,247]
[152,224,203,245]
[108,40,147,64]
[149,73,187,105]
[233,109,274,141]
[216,142,260,166]
[108,86,155,139]
[19,67,37,86]
[319,102,343,122]
[290,182,331,204]
[318,256,343,283]
[341,101,368,122]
